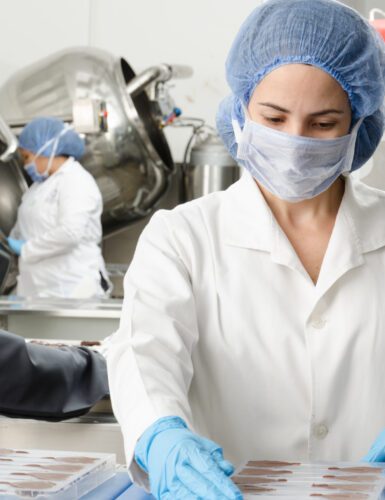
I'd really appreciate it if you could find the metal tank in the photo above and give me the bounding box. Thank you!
[184,129,241,200]
[0,118,26,293]
[0,47,192,235]
[0,116,26,235]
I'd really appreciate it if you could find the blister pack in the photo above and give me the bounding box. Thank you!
[232,460,385,499]
[0,448,115,499]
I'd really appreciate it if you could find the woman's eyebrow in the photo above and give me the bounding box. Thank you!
[258,102,289,112]
[258,102,345,116]
[310,109,345,116]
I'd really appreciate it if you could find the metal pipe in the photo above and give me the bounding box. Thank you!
[126,64,193,97]
[0,117,18,162]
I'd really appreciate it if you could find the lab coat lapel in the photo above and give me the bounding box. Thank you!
[314,201,363,298]
[315,177,385,298]
[270,222,315,286]
[221,172,272,252]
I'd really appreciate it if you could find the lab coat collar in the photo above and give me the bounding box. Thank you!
[344,176,385,254]
[222,172,331,284]
[221,171,273,252]
[315,176,385,295]
[222,172,385,290]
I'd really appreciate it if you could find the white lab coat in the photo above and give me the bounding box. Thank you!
[10,157,109,298]
[107,172,385,487]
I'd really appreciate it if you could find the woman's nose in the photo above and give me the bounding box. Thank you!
[283,121,308,137]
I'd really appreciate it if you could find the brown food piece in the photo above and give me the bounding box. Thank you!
[239,467,292,476]
[27,464,83,473]
[239,485,276,493]
[12,472,70,481]
[0,480,56,489]
[247,460,301,467]
[80,341,101,347]
[328,466,382,474]
[43,456,97,464]
[312,482,374,492]
[0,448,28,455]
[233,476,287,485]
[323,474,378,483]
[235,467,292,476]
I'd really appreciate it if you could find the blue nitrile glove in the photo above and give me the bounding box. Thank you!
[135,416,243,500]
[7,237,26,256]
[362,428,385,462]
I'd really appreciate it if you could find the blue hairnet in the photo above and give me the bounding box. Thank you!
[18,117,85,160]
[217,0,385,171]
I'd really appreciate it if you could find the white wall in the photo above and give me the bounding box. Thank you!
[0,0,375,161]
[0,0,90,80]
[0,0,261,161]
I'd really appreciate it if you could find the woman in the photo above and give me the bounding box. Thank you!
[108,0,385,498]
[8,117,110,298]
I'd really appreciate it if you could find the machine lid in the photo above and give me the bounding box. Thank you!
[120,58,173,171]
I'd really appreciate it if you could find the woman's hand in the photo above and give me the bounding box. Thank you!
[362,429,385,462]
[135,416,243,499]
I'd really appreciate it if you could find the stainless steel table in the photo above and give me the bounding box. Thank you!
[0,296,122,340]
[0,413,126,464]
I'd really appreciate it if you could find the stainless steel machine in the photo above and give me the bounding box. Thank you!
[0,47,195,293]
[0,47,241,296]
[0,47,193,235]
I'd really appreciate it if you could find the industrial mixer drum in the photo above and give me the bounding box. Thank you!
[0,47,177,235]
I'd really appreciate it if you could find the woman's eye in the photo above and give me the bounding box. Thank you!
[264,116,284,124]
[313,122,336,129]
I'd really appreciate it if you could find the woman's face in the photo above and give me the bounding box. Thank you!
[19,148,50,174]
[247,64,352,139]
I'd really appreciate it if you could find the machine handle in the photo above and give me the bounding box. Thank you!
[369,8,385,20]
[0,116,18,162]
[126,63,193,97]
[168,64,193,79]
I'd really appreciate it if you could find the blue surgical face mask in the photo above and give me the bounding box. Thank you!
[232,116,363,202]
[24,162,48,183]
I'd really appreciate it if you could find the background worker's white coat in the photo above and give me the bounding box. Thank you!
[11,157,107,298]
[108,173,385,487]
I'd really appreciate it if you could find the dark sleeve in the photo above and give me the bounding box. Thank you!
[0,329,109,420]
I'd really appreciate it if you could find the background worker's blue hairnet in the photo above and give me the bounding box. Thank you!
[216,0,385,171]
[18,116,85,160]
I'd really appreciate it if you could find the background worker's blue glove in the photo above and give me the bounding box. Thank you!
[7,237,26,256]
[362,428,385,462]
[135,416,243,500]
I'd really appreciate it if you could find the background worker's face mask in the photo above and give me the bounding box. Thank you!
[24,161,47,183]
[232,115,363,202]
[23,125,72,184]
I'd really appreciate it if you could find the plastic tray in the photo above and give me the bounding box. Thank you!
[233,460,385,499]
[0,448,116,499]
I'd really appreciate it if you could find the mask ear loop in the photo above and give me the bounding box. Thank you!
[342,117,364,177]
[232,119,243,144]
[341,116,365,177]
[232,103,249,146]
